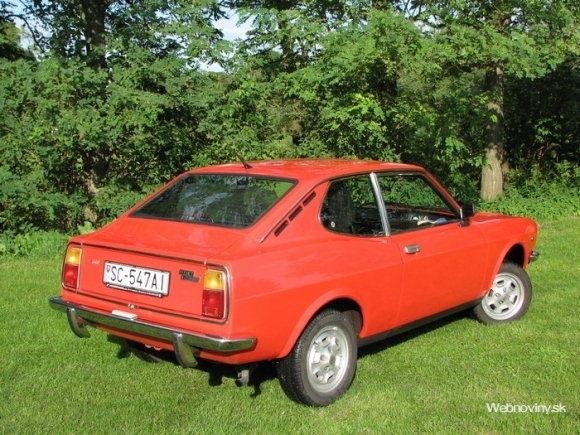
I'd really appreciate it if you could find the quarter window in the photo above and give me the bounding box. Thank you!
[320,176,384,236]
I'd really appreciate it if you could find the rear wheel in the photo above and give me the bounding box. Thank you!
[473,262,532,324]
[277,309,357,406]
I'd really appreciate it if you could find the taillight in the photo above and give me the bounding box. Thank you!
[62,246,82,289]
[202,270,226,319]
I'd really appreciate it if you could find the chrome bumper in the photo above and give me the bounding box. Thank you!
[529,251,540,263]
[49,297,255,367]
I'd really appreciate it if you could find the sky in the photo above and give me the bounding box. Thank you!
[216,13,252,42]
[203,13,252,71]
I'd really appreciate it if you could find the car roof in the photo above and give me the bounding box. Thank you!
[189,159,424,183]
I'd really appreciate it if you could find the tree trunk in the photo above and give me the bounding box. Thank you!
[481,63,505,200]
[78,0,112,68]
[75,0,112,223]
[82,149,108,223]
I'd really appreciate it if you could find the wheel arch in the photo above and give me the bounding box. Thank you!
[482,242,527,294]
[276,294,363,360]
[492,243,527,276]
[321,298,363,336]
[503,243,526,268]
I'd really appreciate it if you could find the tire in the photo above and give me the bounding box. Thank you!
[127,340,166,363]
[473,262,532,324]
[277,309,357,406]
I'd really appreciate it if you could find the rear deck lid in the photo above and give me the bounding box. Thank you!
[72,218,240,318]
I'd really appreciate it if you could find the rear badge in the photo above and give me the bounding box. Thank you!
[179,269,200,283]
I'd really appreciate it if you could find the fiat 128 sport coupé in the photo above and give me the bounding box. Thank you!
[49,159,539,406]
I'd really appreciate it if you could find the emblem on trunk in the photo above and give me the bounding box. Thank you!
[179,269,200,283]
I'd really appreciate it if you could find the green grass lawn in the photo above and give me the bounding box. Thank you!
[1,220,578,434]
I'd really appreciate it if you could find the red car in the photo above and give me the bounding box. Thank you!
[49,159,539,406]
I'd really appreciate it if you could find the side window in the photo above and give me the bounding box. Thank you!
[320,176,384,236]
[377,174,457,234]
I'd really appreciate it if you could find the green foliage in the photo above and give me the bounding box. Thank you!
[0,59,87,232]
[0,230,67,259]
[0,1,231,232]
[397,63,487,200]
[1,1,580,234]
[276,10,421,161]
[1,2,33,61]
[194,68,295,164]
[480,165,580,220]
[77,220,96,234]
[504,62,580,171]
[396,0,580,200]
[91,185,149,227]
[480,186,580,221]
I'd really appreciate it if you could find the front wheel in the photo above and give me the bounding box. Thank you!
[472,262,532,324]
[277,309,357,406]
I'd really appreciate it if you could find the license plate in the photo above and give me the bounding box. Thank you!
[103,262,169,296]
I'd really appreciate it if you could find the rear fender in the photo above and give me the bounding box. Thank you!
[276,288,364,360]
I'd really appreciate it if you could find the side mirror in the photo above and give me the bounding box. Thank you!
[459,203,476,224]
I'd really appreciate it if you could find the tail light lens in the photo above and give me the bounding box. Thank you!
[202,270,226,319]
[62,246,82,289]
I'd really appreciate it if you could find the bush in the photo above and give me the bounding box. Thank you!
[479,183,580,220]
[0,231,68,259]
[0,166,85,233]
[91,185,151,227]
[480,166,580,220]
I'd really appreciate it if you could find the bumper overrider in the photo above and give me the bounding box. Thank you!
[48,297,256,368]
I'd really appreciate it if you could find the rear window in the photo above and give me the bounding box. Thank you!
[131,174,296,228]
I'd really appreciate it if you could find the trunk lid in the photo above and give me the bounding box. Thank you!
[73,217,242,318]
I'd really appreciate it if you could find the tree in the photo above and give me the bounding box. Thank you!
[505,61,580,175]
[0,0,231,230]
[275,10,419,161]
[394,0,579,199]
[0,1,34,60]
[229,0,375,77]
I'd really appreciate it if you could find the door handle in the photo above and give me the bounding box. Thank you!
[404,244,421,254]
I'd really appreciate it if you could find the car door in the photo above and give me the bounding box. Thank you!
[320,175,404,335]
[374,172,489,326]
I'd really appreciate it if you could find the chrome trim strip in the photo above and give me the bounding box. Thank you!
[370,172,390,236]
[529,251,540,263]
[49,297,255,353]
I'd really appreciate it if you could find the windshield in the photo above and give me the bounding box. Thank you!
[131,174,296,228]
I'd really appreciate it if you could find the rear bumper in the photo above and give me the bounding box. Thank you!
[49,297,255,365]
